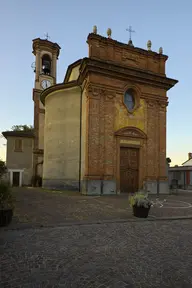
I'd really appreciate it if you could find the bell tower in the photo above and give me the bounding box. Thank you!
[32,36,61,88]
[32,36,61,182]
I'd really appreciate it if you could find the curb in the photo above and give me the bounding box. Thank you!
[1,215,192,231]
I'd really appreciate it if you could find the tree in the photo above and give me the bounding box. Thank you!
[10,125,34,131]
[0,159,7,180]
[166,157,171,164]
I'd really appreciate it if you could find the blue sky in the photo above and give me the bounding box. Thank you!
[0,0,191,165]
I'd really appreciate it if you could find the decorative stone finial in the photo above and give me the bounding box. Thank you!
[107,28,112,38]
[159,47,163,54]
[128,39,134,47]
[93,25,97,34]
[147,40,152,51]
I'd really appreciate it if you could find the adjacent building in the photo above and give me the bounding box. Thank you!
[168,153,192,190]
[2,131,34,186]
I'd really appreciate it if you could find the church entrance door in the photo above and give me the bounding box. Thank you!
[120,147,139,193]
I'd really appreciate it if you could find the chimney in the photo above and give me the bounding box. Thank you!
[188,152,192,160]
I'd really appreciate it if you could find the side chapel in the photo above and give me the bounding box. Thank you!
[6,27,178,194]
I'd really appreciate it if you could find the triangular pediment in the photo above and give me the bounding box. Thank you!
[115,127,147,139]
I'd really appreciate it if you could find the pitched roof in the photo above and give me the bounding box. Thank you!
[2,130,34,139]
[182,158,192,166]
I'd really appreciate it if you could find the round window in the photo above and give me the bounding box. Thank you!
[124,90,135,111]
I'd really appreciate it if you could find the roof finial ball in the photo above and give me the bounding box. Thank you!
[107,28,112,38]
[147,40,152,51]
[93,25,97,34]
[159,47,163,54]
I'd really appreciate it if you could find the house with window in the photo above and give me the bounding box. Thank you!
[168,153,192,190]
[2,131,34,186]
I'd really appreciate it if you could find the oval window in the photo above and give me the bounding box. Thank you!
[124,91,135,111]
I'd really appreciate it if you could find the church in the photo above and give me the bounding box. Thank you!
[3,26,178,195]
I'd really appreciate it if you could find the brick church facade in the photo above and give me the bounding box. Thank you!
[3,27,178,194]
[40,29,177,195]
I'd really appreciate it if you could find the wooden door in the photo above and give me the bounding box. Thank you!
[120,147,139,193]
[12,172,20,187]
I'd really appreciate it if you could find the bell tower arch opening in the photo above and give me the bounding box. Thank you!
[42,54,51,75]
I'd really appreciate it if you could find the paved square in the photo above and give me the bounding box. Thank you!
[1,188,192,287]
[3,188,192,230]
[1,220,192,287]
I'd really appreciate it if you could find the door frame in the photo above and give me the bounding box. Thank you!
[9,169,24,187]
[119,145,140,193]
[115,127,147,194]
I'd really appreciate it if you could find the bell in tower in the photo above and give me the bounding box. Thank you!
[32,37,61,83]
[42,54,51,75]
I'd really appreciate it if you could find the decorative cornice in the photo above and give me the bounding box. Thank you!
[32,38,61,58]
[145,98,168,108]
[85,83,116,101]
[86,84,101,99]
[87,33,168,60]
[103,90,116,100]
[115,127,147,139]
[79,58,178,91]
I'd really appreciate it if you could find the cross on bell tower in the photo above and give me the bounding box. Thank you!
[44,33,50,41]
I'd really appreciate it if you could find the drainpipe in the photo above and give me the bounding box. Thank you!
[35,160,43,175]
[157,178,159,197]
[34,160,43,186]
[79,85,83,193]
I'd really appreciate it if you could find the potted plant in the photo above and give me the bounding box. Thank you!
[0,181,14,226]
[129,192,152,218]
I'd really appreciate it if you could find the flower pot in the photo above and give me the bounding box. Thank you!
[133,205,150,218]
[0,209,13,227]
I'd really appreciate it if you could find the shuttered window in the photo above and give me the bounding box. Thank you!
[14,139,23,152]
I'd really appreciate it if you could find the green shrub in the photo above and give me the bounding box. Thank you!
[0,159,7,180]
[0,181,14,210]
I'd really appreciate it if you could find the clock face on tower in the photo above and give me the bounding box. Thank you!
[41,79,51,89]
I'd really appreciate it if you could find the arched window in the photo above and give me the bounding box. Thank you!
[42,54,51,75]
[124,89,135,112]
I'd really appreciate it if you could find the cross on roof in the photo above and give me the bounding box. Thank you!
[126,26,135,40]
[45,33,50,40]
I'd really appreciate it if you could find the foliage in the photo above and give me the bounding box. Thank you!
[129,192,152,208]
[0,181,14,209]
[0,159,7,180]
[10,125,34,131]
[166,157,171,164]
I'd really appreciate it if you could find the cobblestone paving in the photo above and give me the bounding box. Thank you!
[1,220,192,287]
[2,188,192,230]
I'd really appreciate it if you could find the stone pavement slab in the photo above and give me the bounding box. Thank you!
[1,220,192,287]
[1,187,192,231]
